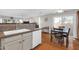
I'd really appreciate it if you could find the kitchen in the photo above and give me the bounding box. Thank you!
[0,9,78,50]
[0,17,44,50]
[0,9,50,50]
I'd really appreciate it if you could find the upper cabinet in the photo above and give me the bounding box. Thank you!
[2,19,15,23]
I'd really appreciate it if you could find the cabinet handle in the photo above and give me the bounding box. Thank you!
[19,41,22,43]
[0,47,1,50]
[23,40,24,42]
[3,46,5,50]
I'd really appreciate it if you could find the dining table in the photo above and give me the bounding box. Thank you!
[50,27,69,48]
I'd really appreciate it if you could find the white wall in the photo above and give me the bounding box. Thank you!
[29,17,39,24]
[40,15,53,28]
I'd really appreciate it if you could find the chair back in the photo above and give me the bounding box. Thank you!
[67,28,70,36]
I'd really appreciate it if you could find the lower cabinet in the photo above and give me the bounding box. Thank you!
[1,33,32,50]
[22,38,32,50]
[3,40,22,50]
[0,30,41,50]
[22,33,32,50]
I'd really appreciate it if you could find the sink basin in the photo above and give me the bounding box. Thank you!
[3,29,30,36]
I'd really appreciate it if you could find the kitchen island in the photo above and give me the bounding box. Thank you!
[0,27,48,50]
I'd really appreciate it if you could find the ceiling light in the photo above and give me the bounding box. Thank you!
[57,10,64,13]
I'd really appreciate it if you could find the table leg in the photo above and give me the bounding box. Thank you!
[50,30,53,42]
[66,37,69,48]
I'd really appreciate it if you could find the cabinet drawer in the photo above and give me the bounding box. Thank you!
[3,39,22,50]
[23,36,32,40]
[4,35,22,43]
[23,33,32,37]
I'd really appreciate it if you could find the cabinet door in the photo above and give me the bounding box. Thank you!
[3,40,22,50]
[22,33,32,50]
[32,30,41,48]
[22,38,32,50]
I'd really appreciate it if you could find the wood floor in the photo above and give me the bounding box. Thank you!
[33,32,79,50]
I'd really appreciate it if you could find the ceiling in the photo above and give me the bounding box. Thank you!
[0,9,76,18]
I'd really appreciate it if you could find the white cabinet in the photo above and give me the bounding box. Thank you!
[22,33,32,50]
[1,33,32,50]
[3,40,22,50]
[1,35,22,50]
[0,29,42,50]
[22,38,32,50]
[32,30,42,48]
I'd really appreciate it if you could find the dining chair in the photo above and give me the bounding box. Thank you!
[53,29,64,46]
[50,27,64,45]
[50,27,70,48]
[55,28,70,48]
[62,28,70,48]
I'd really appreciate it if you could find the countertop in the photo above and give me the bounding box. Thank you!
[0,26,49,38]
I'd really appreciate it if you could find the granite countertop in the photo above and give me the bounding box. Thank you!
[0,26,49,38]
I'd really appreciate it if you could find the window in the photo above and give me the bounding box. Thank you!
[53,16,74,36]
[53,17,62,24]
[63,16,73,24]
